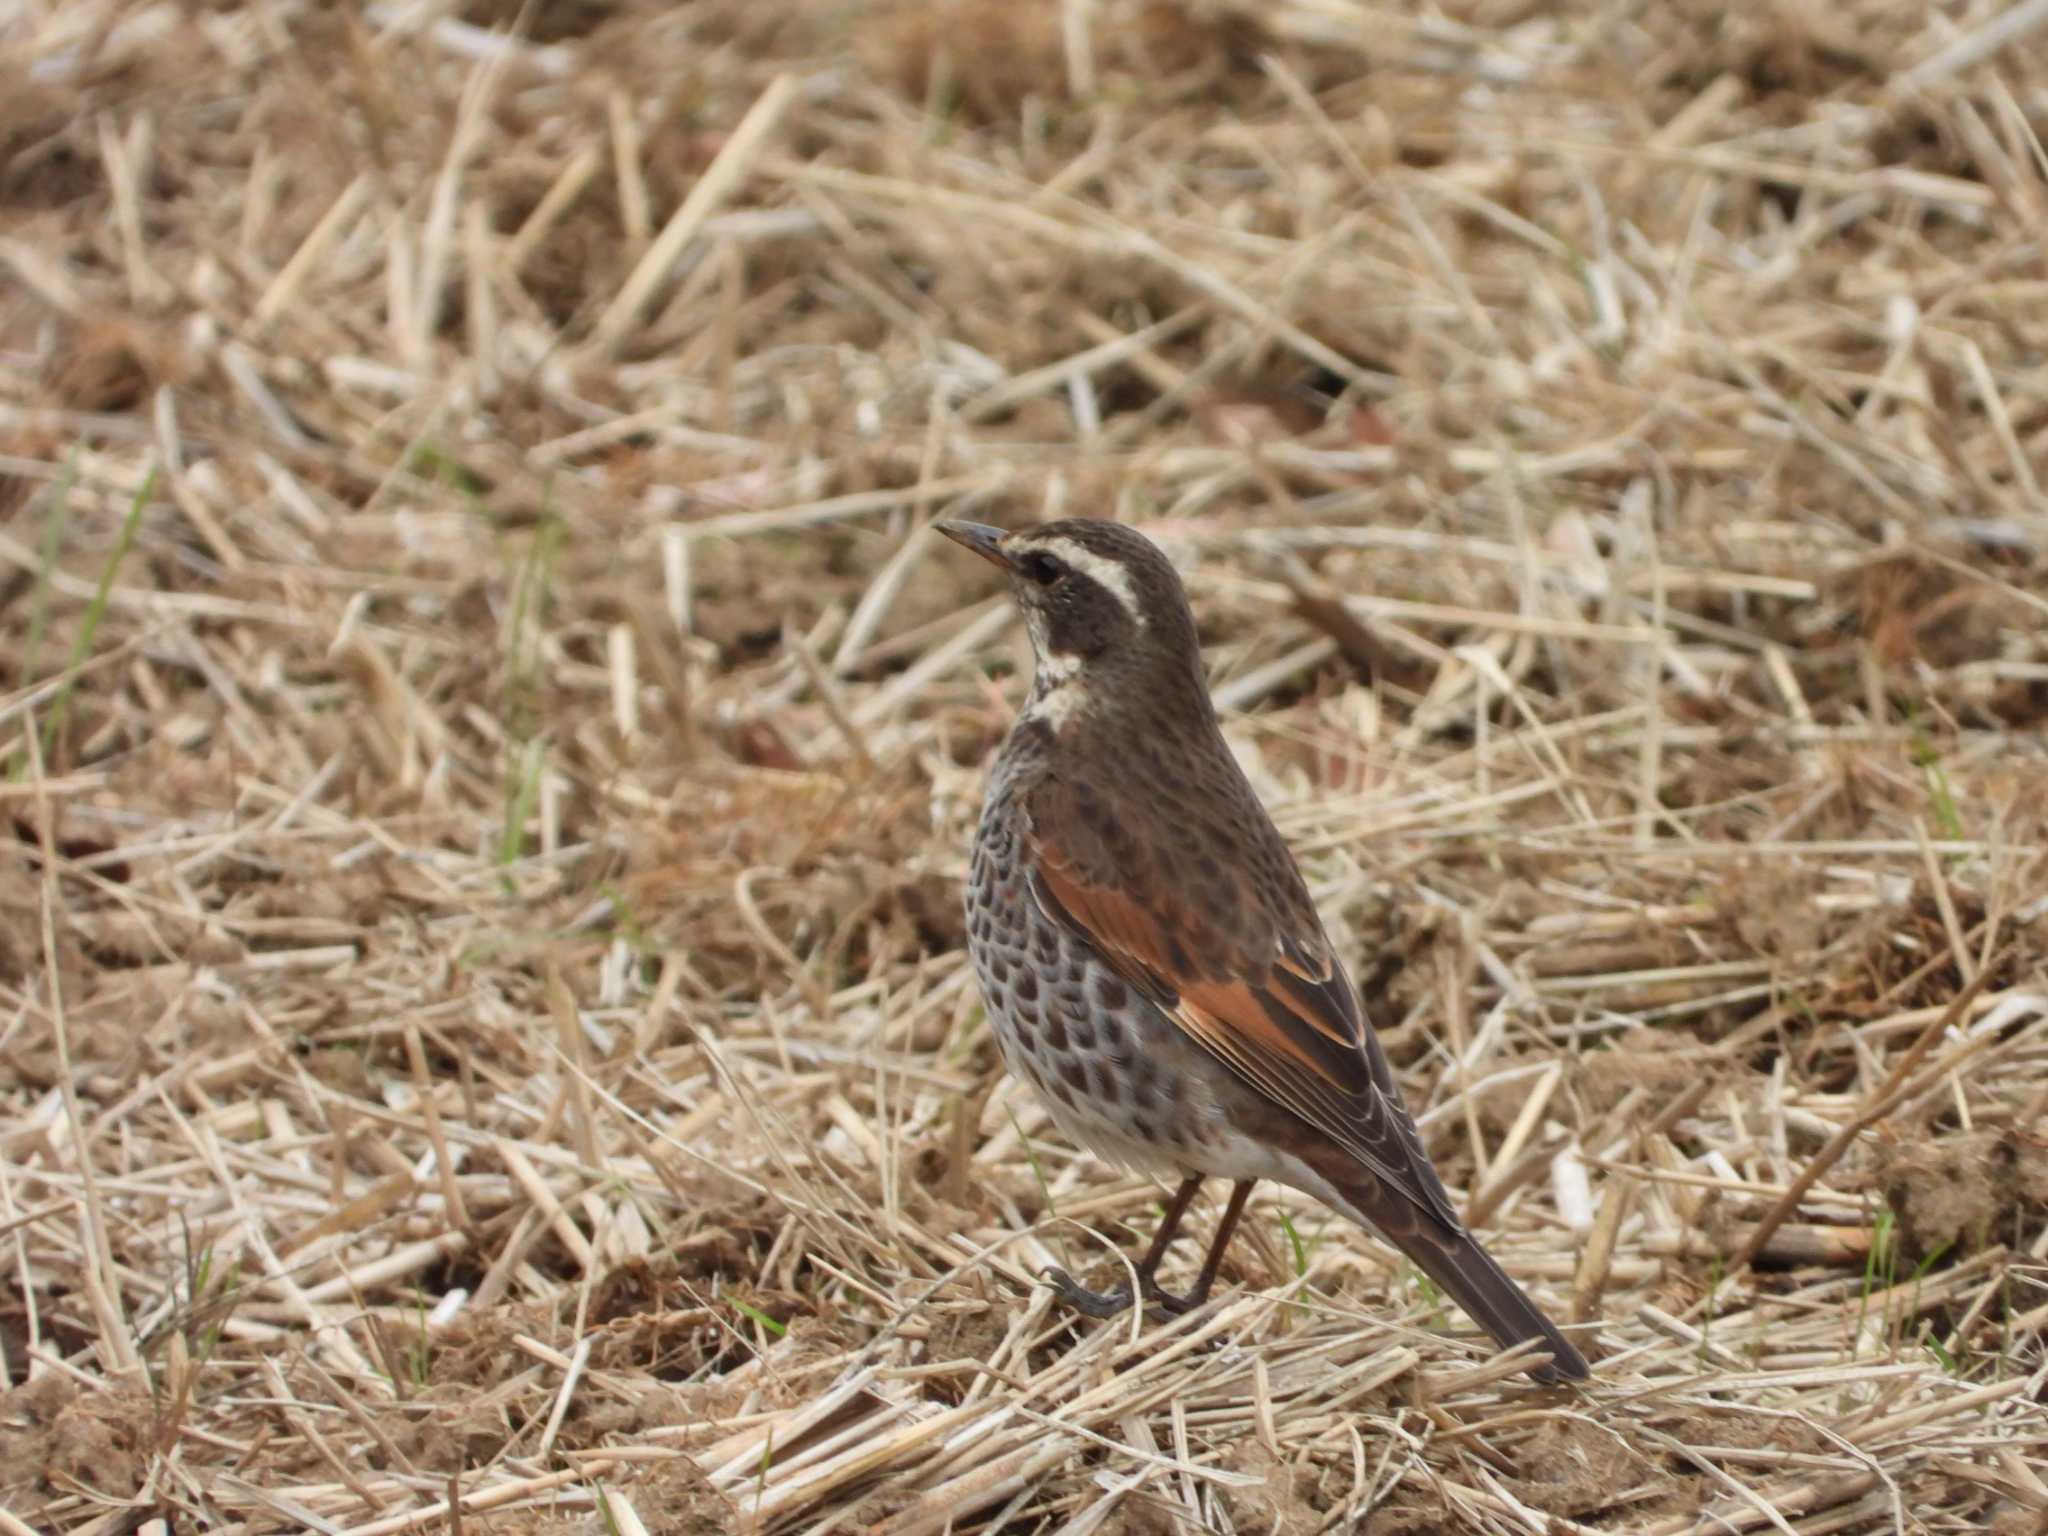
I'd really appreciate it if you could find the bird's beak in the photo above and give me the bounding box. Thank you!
[934,519,1012,570]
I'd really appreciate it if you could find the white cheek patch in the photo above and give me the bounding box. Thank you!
[1030,537,1145,629]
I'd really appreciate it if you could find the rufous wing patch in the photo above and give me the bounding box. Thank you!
[1032,850,1181,994]
[1173,979,1352,1096]
[1269,948,1362,1050]
[1026,817,1464,1231]
[1031,829,1363,1106]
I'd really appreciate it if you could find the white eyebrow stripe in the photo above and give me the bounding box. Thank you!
[1030,537,1144,627]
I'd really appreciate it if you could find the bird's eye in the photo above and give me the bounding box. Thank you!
[1018,551,1064,586]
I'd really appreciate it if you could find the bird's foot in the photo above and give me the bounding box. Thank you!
[1043,1266,1209,1320]
[1042,1266,1134,1318]
[1142,1282,1204,1316]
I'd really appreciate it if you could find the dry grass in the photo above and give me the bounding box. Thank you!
[4,0,2048,1531]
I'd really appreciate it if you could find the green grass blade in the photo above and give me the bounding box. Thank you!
[499,735,545,867]
[16,456,77,691]
[37,466,154,767]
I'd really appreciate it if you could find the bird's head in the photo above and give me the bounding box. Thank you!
[935,518,1205,721]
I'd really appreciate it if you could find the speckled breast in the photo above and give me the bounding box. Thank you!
[963,768,1204,1177]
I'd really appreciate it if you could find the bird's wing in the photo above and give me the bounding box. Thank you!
[1025,810,1463,1232]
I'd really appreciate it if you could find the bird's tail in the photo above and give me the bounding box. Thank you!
[1397,1223,1590,1383]
[1326,1178,1590,1383]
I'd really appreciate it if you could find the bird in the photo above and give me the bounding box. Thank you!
[936,516,1590,1384]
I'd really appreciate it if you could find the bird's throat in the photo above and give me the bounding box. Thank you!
[1020,665,1095,734]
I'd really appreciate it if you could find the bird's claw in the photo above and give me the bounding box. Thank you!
[1042,1266,1205,1321]
[1042,1266,1134,1318]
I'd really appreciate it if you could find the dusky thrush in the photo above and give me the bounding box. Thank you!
[939,516,1589,1384]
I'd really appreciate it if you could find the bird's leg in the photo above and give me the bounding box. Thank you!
[1142,1180,1254,1315]
[1044,1175,1204,1317]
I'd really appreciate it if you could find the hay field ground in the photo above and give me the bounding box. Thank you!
[3,0,2048,1531]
